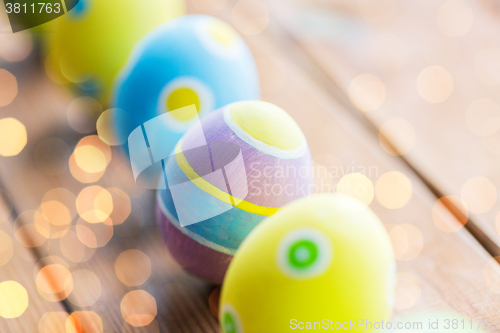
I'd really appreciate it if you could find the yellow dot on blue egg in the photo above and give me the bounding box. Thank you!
[166,87,201,122]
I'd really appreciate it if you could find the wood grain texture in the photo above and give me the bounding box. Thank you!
[0,0,498,332]
[191,0,500,323]
[0,67,220,332]
[263,0,500,252]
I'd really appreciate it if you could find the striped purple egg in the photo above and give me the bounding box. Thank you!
[156,100,313,283]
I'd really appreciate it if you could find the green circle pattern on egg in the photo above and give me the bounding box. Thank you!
[220,194,395,333]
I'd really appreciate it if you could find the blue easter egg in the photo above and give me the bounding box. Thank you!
[113,15,260,155]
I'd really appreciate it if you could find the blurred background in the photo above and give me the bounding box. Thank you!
[0,0,499,332]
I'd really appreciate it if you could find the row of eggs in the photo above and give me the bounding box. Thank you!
[33,2,395,332]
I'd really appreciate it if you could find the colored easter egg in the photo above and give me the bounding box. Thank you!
[45,0,185,103]
[219,194,396,333]
[156,100,313,283]
[113,14,260,155]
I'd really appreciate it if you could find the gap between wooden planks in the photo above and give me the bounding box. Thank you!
[0,68,220,332]
[263,0,500,256]
[192,0,500,322]
[0,1,499,332]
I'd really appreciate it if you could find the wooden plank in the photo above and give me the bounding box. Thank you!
[0,67,219,332]
[263,0,500,252]
[192,0,500,322]
[0,194,68,332]
[0,1,498,332]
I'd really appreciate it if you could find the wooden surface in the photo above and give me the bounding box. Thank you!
[0,197,69,333]
[0,0,499,332]
[264,0,500,254]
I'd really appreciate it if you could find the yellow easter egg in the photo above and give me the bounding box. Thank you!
[219,194,396,332]
[46,0,185,104]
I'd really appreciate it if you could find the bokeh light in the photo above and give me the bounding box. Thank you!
[96,109,129,146]
[0,69,18,107]
[379,119,415,156]
[77,186,114,223]
[375,171,412,209]
[42,188,77,218]
[35,138,71,176]
[483,128,500,155]
[34,208,70,240]
[78,135,112,164]
[67,97,103,134]
[14,210,49,247]
[41,200,73,227]
[38,312,69,333]
[67,269,102,307]
[76,218,113,248]
[13,238,41,262]
[389,224,424,261]
[36,264,73,301]
[0,118,27,156]
[107,188,131,225]
[39,255,69,269]
[0,31,33,62]
[69,153,105,183]
[115,250,152,287]
[483,257,500,293]
[75,224,98,249]
[416,66,453,103]
[191,0,228,11]
[122,320,160,333]
[336,173,374,206]
[395,272,421,310]
[460,176,497,214]
[432,195,468,233]
[75,146,107,174]
[437,0,474,37]
[0,230,14,266]
[66,311,103,333]
[231,0,269,35]
[69,135,112,183]
[474,48,500,86]
[348,74,386,112]
[60,230,86,263]
[31,189,77,240]
[465,99,500,137]
[0,281,28,318]
[255,55,287,93]
[15,223,47,248]
[121,290,157,327]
